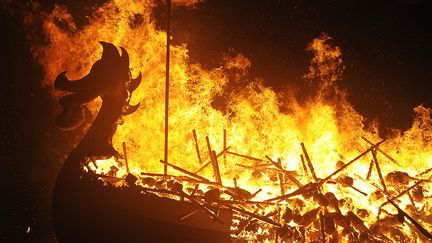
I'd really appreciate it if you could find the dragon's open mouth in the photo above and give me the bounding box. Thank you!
[53,42,141,130]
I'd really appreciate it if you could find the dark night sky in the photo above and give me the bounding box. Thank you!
[1,0,431,241]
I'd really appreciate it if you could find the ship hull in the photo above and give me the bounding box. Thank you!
[53,169,232,243]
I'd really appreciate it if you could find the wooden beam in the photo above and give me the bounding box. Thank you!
[192,129,203,164]
[205,136,222,185]
[211,150,222,185]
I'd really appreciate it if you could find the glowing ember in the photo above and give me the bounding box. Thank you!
[33,0,432,241]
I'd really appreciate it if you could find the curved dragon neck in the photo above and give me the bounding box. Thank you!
[66,98,124,171]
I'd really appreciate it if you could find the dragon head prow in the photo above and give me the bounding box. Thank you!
[54,41,141,130]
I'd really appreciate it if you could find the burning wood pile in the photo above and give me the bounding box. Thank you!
[87,131,432,242]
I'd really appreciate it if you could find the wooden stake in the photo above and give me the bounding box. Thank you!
[300,154,310,177]
[301,143,318,181]
[372,149,387,192]
[338,181,368,196]
[192,129,203,164]
[205,136,212,159]
[163,0,172,176]
[265,156,302,187]
[122,141,129,174]
[278,173,285,195]
[366,159,374,180]
[211,150,222,185]
[266,140,385,202]
[223,129,227,164]
[251,188,262,198]
[205,136,222,185]
[416,167,432,177]
[320,211,326,243]
[386,198,432,240]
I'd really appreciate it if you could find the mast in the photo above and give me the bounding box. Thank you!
[164,0,171,175]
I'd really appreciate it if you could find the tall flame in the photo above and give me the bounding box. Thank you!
[32,0,432,240]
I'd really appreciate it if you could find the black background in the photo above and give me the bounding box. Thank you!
[1,0,431,241]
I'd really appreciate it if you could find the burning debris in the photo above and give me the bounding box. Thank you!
[89,132,432,242]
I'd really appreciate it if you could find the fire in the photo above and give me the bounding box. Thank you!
[33,0,431,241]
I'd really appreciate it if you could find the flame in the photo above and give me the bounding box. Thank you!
[32,0,432,241]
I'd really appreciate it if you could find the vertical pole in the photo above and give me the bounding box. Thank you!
[223,129,227,164]
[206,136,222,185]
[122,142,129,174]
[164,0,171,175]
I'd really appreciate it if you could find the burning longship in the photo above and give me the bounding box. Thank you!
[37,1,432,242]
